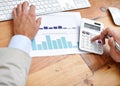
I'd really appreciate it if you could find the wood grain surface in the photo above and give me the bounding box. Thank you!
[0,0,120,86]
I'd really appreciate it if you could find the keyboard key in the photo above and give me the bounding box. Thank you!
[0,0,91,21]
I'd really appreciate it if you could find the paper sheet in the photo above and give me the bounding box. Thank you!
[30,12,86,57]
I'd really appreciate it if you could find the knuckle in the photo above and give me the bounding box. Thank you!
[30,5,35,8]
[29,12,35,17]
[101,31,104,36]
[29,14,35,17]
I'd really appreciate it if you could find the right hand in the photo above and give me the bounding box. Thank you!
[13,1,41,40]
[91,28,120,62]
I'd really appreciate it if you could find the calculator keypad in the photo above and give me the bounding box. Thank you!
[80,30,103,54]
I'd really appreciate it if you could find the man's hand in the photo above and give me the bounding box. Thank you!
[13,1,41,40]
[91,28,120,62]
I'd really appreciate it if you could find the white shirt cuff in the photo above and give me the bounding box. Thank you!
[8,35,32,54]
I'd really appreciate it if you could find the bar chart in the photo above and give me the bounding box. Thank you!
[32,35,78,51]
[29,12,85,57]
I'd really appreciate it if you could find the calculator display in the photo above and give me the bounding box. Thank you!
[84,23,100,31]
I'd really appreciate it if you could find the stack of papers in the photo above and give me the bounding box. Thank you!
[30,12,86,57]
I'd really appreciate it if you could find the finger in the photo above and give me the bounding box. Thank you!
[29,5,35,17]
[22,1,29,14]
[91,28,110,44]
[105,27,114,36]
[100,29,108,39]
[91,35,100,41]
[13,8,17,18]
[100,31,107,44]
[17,3,22,16]
[108,37,115,50]
[101,28,113,39]
[36,17,41,28]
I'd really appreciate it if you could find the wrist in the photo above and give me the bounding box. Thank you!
[8,35,32,54]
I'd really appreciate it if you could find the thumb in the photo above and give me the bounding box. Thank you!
[108,37,115,49]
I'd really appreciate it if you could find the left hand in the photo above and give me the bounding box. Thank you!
[13,1,41,40]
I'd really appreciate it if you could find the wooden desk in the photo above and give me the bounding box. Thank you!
[0,0,120,86]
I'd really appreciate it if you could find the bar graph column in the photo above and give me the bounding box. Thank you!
[61,37,68,48]
[32,39,37,50]
[67,41,72,48]
[46,35,52,49]
[52,40,58,49]
[57,39,63,49]
[37,44,42,50]
[42,41,47,50]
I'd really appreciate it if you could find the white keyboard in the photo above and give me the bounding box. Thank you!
[0,0,91,21]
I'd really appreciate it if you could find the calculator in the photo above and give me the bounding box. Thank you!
[79,18,104,55]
